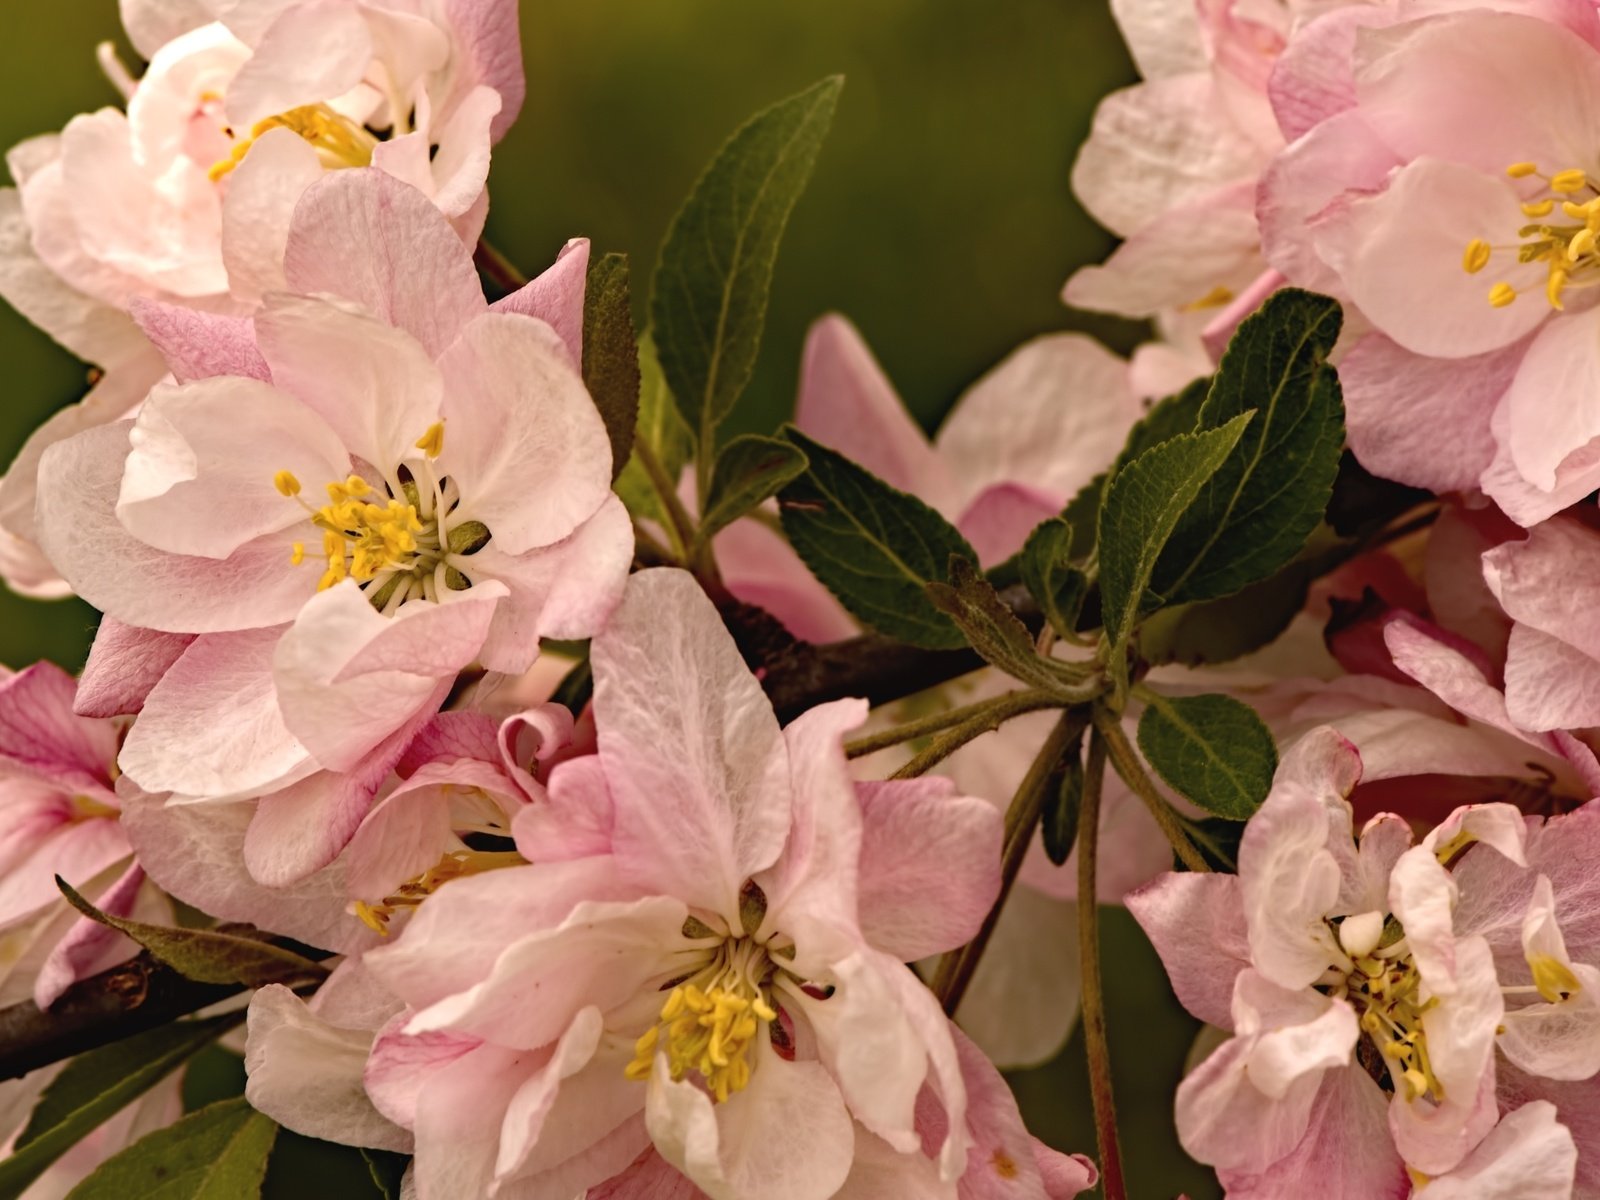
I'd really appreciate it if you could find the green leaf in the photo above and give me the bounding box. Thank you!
[651,76,843,438]
[1042,730,1086,867]
[696,434,808,546]
[1058,376,1211,564]
[1135,692,1278,820]
[778,428,976,649]
[925,558,1086,696]
[64,1097,277,1200]
[0,1015,241,1200]
[1151,290,1346,606]
[1018,517,1088,640]
[614,333,693,525]
[360,1150,409,1200]
[57,879,326,989]
[1097,415,1252,652]
[581,252,641,482]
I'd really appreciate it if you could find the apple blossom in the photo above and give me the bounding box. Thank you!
[1131,725,1600,1194]
[335,567,1090,1199]
[1256,5,1600,522]
[33,170,628,886]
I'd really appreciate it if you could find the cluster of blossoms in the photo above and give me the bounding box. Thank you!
[2,0,1600,1197]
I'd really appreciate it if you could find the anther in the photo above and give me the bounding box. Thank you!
[1489,282,1518,308]
[274,470,302,497]
[1551,168,1589,194]
[1507,162,1539,179]
[415,422,445,458]
[1462,239,1492,274]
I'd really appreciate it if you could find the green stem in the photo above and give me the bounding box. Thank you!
[632,438,698,563]
[929,709,1089,1014]
[1092,710,1210,873]
[473,238,528,293]
[844,689,1062,760]
[1078,729,1127,1200]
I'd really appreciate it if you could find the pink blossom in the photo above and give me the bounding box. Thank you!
[1064,0,1298,341]
[343,568,1067,1198]
[1130,726,1600,1194]
[0,662,174,1012]
[31,171,627,886]
[0,0,524,598]
[1258,5,1600,522]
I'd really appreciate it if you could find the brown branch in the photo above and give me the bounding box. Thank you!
[756,585,1042,724]
[0,953,240,1081]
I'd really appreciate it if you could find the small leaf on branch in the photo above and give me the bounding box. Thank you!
[651,75,843,440]
[614,333,693,525]
[778,428,976,649]
[56,879,326,989]
[581,252,641,481]
[925,558,1090,697]
[1151,289,1346,605]
[1059,376,1211,561]
[1135,692,1278,820]
[1098,415,1252,652]
[63,1095,278,1200]
[1019,517,1088,639]
[696,434,808,546]
[1042,729,1086,867]
[0,1014,241,1200]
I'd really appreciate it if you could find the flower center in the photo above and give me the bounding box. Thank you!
[625,935,778,1103]
[274,424,492,612]
[1465,161,1600,311]
[209,102,378,182]
[352,848,523,935]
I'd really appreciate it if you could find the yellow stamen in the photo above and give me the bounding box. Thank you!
[1462,239,1492,274]
[1531,954,1582,1004]
[210,103,377,182]
[1551,168,1589,193]
[1489,282,1518,308]
[1507,161,1539,178]
[1180,284,1235,312]
[414,422,445,458]
[273,470,302,497]
[625,976,778,1103]
[1520,199,1555,218]
[352,849,522,934]
[290,541,305,566]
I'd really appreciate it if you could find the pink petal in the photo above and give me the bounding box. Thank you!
[33,861,143,1010]
[935,334,1145,516]
[794,315,952,505]
[469,494,633,673]
[1338,333,1509,494]
[954,484,1061,569]
[1216,1064,1405,1200]
[591,569,791,920]
[273,583,500,773]
[0,662,117,783]
[130,300,268,383]
[490,237,589,370]
[364,857,639,1010]
[1420,1101,1577,1200]
[1502,623,1600,731]
[284,170,488,357]
[219,126,324,303]
[713,514,857,644]
[36,422,315,634]
[115,378,350,560]
[118,627,311,800]
[513,755,614,863]
[244,983,412,1152]
[1267,7,1387,143]
[253,292,445,470]
[854,777,1001,963]
[440,0,524,140]
[223,0,371,129]
[436,312,616,555]
[76,619,196,719]
[1126,872,1251,1029]
[119,783,378,953]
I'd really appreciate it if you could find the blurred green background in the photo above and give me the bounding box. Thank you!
[1,3,1214,1197]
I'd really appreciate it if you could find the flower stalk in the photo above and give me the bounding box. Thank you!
[1093,710,1210,873]
[1078,729,1127,1200]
